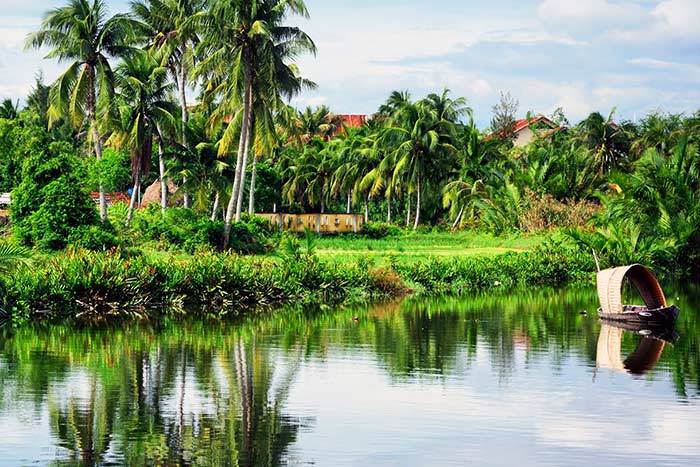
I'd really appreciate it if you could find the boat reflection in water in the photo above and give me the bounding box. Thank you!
[596,321,678,375]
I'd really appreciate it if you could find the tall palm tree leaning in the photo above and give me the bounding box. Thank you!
[131,0,205,210]
[109,50,176,226]
[198,0,315,247]
[26,0,136,222]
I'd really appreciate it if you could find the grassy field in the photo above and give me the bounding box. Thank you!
[315,231,546,265]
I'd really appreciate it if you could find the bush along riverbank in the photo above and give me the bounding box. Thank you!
[2,247,409,323]
[394,243,596,295]
[0,242,599,324]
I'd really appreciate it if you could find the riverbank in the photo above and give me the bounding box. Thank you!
[1,239,596,324]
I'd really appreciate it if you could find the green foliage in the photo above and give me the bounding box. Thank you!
[87,147,131,192]
[0,240,33,276]
[5,247,405,321]
[67,224,120,250]
[10,139,99,250]
[395,243,595,294]
[361,222,401,239]
[275,227,317,261]
[0,118,24,192]
[129,206,273,254]
[566,136,700,280]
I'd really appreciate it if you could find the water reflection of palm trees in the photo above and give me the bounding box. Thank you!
[2,286,699,464]
[13,327,310,466]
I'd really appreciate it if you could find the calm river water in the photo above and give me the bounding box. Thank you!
[1,285,699,466]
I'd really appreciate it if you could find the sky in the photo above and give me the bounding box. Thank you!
[1,0,699,128]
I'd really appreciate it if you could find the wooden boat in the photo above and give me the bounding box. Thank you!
[596,263,679,325]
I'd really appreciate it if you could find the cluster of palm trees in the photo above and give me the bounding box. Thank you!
[27,0,315,245]
[274,90,471,229]
[22,0,700,256]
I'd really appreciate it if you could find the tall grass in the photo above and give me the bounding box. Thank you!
[4,247,409,322]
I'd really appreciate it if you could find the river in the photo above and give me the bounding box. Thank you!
[1,285,699,466]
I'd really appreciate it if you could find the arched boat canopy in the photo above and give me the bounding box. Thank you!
[596,264,667,314]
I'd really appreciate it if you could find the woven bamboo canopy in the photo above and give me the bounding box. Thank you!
[596,264,667,314]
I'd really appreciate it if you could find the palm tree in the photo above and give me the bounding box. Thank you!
[281,106,345,148]
[26,0,137,222]
[175,112,232,219]
[0,99,19,120]
[0,241,33,276]
[384,91,464,229]
[197,0,315,246]
[109,50,176,226]
[443,118,492,229]
[575,109,633,177]
[131,0,206,209]
[282,138,333,213]
[631,111,682,157]
[331,126,380,221]
[377,90,411,118]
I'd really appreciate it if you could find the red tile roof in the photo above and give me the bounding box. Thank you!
[484,115,562,141]
[338,114,367,128]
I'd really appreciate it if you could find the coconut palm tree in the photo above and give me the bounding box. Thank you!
[26,0,137,222]
[285,106,345,148]
[575,109,633,177]
[197,0,315,246]
[0,99,19,120]
[377,90,411,118]
[131,0,206,209]
[175,112,232,219]
[331,126,380,221]
[282,138,333,213]
[109,50,177,226]
[384,92,463,229]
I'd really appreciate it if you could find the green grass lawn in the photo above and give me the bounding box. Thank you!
[315,231,546,265]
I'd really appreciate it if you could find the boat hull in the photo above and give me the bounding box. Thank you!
[598,304,679,325]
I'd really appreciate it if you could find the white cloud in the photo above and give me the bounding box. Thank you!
[0,27,32,49]
[537,0,648,34]
[652,0,700,39]
[292,95,328,108]
[628,57,700,75]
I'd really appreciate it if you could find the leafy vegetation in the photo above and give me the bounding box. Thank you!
[0,0,698,320]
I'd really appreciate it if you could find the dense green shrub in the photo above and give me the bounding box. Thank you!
[395,243,595,294]
[86,147,131,192]
[0,118,23,192]
[1,241,601,323]
[67,224,120,250]
[361,222,401,239]
[130,206,274,253]
[4,248,406,321]
[11,140,99,250]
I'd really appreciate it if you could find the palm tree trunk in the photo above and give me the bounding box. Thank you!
[235,88,254,221]
[321,191,325,214]
[413,175,421,230]
[346,191,351,214]
[406,196,411,228]
[156,124,167,214]
[248,154,257,214]
[125,170,140,227]
[179,53,191,209]
[224,68,252,247]
[364,196,369,223]
[387,197,391,223]
[211,192,220,221]
[86,75,106,222]
[452,205,465,230]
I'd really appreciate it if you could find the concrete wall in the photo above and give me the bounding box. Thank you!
[256,213,364,233]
